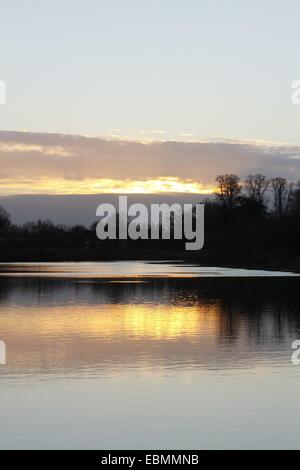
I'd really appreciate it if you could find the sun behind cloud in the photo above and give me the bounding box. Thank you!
[1,131,300,196]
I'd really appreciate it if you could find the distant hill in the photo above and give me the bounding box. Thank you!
[0,193,212,227]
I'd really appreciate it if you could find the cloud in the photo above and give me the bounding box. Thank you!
[0,130,300,195]
[0,142,73,156]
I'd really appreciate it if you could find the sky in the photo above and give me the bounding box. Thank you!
[1,0,300,195]
[0,130,299,196]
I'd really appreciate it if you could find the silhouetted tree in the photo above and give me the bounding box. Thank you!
[244,174,269,206]
[0,206,11,230]
[285,182,295,215]
[293,181,300,217]
[271,177,287,216]
[271,177,294,216]
[215,174,242,209]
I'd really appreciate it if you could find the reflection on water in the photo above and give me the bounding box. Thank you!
[0,261,298,277]
[0,263,300,449]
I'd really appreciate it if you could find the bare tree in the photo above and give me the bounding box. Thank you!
[285,182,295,215]
[244,174,269,205]
[270,177,294,216]
[293,181,300,216]
[0,206,10,230]
[215,174,242,209]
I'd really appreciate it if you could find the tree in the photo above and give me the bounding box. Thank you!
[271,177,293,216]
[0,206,11,230]
[285,182,295,215]
[215,174,242,209]
[293,181,300,217]
[244,174,269,205]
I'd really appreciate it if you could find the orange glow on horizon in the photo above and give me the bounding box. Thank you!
[0,177,216,195]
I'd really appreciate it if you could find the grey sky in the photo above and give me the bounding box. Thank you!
[1,1,300,143]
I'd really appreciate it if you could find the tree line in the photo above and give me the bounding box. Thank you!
[202,174,300,271]
[0,173,299,268]
[214,174,299,217]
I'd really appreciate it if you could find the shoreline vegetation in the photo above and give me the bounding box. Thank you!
[0,174,300,272]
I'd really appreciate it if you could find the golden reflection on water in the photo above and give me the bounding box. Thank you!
[0,302,224,372]
[0,271,297,374]
[0,303,221,340]
[0,272,299,449]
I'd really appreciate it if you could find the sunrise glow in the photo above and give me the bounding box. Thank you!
[0,177,216,195]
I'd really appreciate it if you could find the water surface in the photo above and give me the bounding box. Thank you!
[0,261,298,278]
[0,262,299,449]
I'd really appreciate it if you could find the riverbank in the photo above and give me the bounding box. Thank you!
[0,247,299,273]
